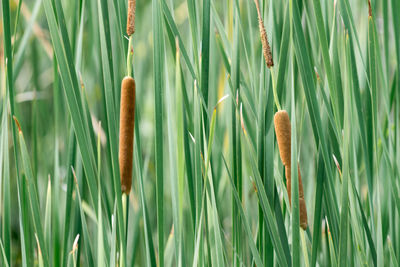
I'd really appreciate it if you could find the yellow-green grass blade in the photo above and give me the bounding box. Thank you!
[166,48,182,265]
[17,123,50,266]
[1,103,11,265]
[161,1,196,80]
[134,107,157,267]
[0,240,9,267]
[292,0,341,246]
[222,157,263,267]
[153,0,166,265]
[241,123,289,267]
[288,32,301,265]
[71,168,95,266]
[61,129,77,267]
[43,0,98,211]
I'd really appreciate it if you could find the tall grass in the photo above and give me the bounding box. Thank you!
[1,0,399,266]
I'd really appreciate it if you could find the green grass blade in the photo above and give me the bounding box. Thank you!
[61,129,77,267]
[16,122,50,266]
[240,125,289,266]
[311,150,325,267]
[153,0,165,265]
[71,168,95,266]
[200,0,211,105]
[223,157,263,267]
[43,0,98,210]
[0,240,9,267]
[1,104,11,265]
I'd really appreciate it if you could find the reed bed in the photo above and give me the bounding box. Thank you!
[0,0,398,266]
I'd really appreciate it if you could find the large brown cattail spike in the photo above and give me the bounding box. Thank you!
[119,76,136,195]
[274,110,308,230]
[126,0,136,36]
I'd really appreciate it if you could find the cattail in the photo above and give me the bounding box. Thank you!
[126,0,136,36]
[274,110,291,166]
[254,0,273,68]
[274,110,308,230]
[119,76,136,194]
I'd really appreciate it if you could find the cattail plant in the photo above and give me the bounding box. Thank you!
[274,110,308,230]
[119,76,136,195]
[126,0,136,36]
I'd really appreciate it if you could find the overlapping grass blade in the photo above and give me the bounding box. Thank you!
[17,123,50,266]
[153,0,166,265]
[43,0,98,210]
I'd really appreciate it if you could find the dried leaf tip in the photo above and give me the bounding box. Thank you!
[368,0,372,17]
[13,116,22,133]
[126,0,136,36]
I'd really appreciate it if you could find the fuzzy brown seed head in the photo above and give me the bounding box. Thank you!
[258,18,274,68]
[119,76,136,195]
[126,0,136,36]
[274,110,291,166]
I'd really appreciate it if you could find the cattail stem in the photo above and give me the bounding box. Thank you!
[119,194,128,267]
[126,35,133,76]
[119,76,136,195]
[270,68,281,110]
[254,0,281,110]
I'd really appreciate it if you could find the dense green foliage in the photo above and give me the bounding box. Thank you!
[1,0,399,266]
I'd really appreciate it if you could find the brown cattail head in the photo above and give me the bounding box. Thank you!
[258,18,274,68]
[274,110,291,166]
[285,166,308,230]
[254,0,273,68]
[126,0,136,36]
[119,76,136,194]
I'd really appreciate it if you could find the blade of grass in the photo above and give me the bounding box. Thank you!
[153,0,165,265]
[61,128,77,267]
[161,2,196,80]
[43,0,98,211]
[134,106,157,267]
[71,168,95,266]
[200,0,211,106]
[311,149,325,267]
[290,43,300,267]
[1,103,11,265]
[0,240,9,267]
[222,157,263,267]
[16,120,50,266]
[338,34,351,267]
[240,119,289,266]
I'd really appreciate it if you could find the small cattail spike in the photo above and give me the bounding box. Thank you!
[126,0,136,36]
[254,0,274,68]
